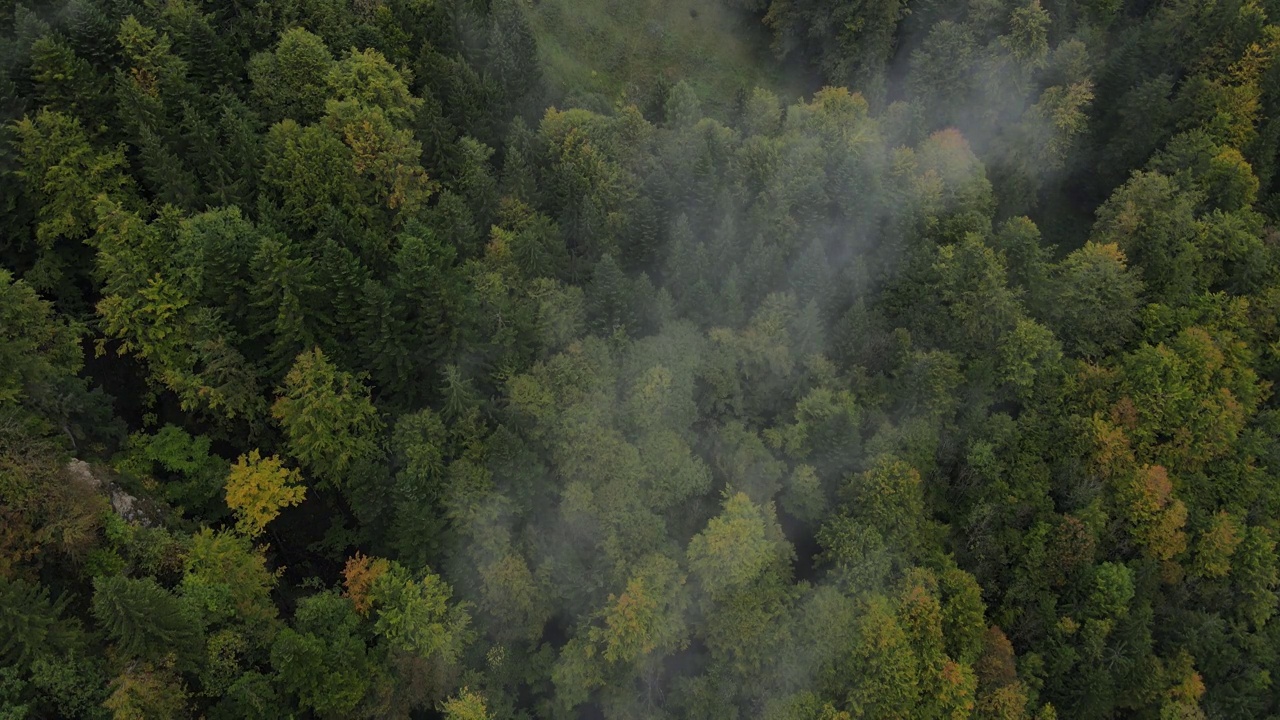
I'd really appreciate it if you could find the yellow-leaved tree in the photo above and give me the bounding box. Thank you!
[225,450,306,537]
[442,687,492,720]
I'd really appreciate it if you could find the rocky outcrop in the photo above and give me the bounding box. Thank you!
[66,459,154,526]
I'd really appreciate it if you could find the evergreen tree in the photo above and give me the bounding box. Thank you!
[0,577,82,666]
[272,348,384,486]
[91,575,204,667]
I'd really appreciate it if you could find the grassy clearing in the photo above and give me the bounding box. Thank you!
[528,0,794,120]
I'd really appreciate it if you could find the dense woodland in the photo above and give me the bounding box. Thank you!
[3,0,1280,717]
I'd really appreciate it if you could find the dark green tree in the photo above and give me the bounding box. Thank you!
[91,575,204,668]
[0,577,82,666]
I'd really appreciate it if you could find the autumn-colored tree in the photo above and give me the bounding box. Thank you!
[1190,511,1243,579]
[103,660,190,720]
[442,687,492,720]
[589,553,689,665]
[5,2,1280,717]
[838,594,922,719]
[1116,464,1189,562]
[975,626,1032,719]
[343,553,390,616]
[224,450,306,538]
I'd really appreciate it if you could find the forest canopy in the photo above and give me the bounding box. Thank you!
[3,0,1280,718]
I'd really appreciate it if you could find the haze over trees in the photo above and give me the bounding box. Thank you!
[3,0,1280,717]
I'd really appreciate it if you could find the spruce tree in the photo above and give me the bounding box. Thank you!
[91,575,204,667]
[586,254,635,336]
[0,577,82,666]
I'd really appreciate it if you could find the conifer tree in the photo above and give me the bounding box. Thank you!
[91,575,204,667]
[0,577,82,666]
[272,348,384,485]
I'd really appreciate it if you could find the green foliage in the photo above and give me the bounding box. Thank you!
[327,47,422,124]
[1047,242,1144,357]
[0,269,82,410]
[262,120,362,232]
[368,562,472,663]
[116,426,228,519]
[91,575,204,668]
[1088,562,1135,619]
[269,591,375,716]
[27,653,110,719]
[11,110,130,298]
[181,529,278,631]
[765,0,907,97]
[840,456,928,558]
[208,671,284,720]
[1234,527,1280,629]
[248,28,334,124]
[817,517,892,592]
[687,493,789,597]
[272,348,383,485]
[529,0,777,117]
[102,661,191,720]
[7,0,1280,716]
[0,577,81,666]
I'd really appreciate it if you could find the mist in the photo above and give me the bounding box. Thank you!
[3,0,1278,718]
